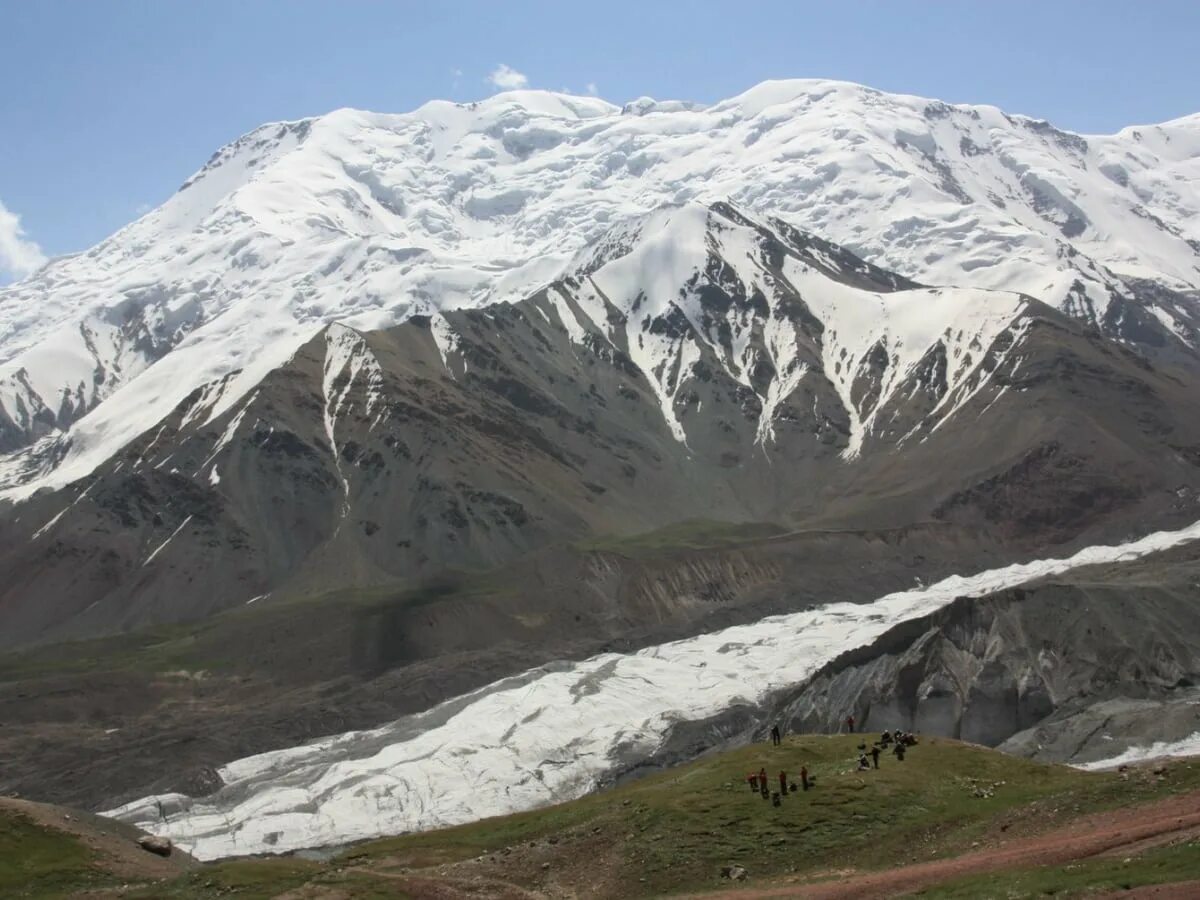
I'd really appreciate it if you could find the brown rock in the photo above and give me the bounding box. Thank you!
[137,834,173,857]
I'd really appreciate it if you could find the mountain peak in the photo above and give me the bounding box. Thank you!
[1,79,1197,498]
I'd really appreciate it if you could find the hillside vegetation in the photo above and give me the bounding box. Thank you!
[7,735,1200,898]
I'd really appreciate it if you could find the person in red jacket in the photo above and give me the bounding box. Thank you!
[779,770,787,795]
[846,714,856,733]
[800,765,810,791]
[748,772,759,791]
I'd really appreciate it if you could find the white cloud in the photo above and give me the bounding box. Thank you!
[135,202,153,216]
[487,63,528,90]
[451,67,463,78]
[0,198,46,281]
[586,82,599,96]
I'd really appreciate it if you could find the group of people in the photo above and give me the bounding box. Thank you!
[855,729,919,769]
[746,764,812,807]
[749,722,921,802]
[880,729,919,748]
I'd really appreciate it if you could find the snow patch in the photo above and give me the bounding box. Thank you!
[142,515,193,567]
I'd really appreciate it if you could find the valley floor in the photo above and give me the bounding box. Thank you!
[6,736,1200,898]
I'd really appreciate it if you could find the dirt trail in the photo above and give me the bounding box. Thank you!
[698,789,1200,899]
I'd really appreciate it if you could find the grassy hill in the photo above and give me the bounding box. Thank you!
[0,797,194,899]
[5,734,1200,898]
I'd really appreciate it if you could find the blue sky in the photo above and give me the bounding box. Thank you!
[1,0,1198,279]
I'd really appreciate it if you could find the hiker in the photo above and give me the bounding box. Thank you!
[894,742,906,762]
[801,765,810,791]
[871,745,881,769]
[779,770,787,795]
[857,753,870,771]
[157,799,167,822]
[748,772,759,792]
[880,730,893,746]
[760,781,770,800]
[846,714,855,733]
[771,724,782,746]
[759,766,767,788]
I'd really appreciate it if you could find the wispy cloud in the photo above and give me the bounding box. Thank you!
[135,202,153,216]
[487,63,528,90]
[0,197,46,281]
[586,82,599,96]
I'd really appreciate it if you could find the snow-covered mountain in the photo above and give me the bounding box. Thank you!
[2,80,1199,497]
[544,201,1027,456]
[5,197,1200,650]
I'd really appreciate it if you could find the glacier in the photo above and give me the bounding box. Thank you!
[1075,731,1200,771]
[104,516,1200,860]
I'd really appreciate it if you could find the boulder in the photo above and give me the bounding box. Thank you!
[137,834,173,857]
[721,865,748,881]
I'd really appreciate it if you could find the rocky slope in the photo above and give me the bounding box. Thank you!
[4,203,1200,649]
[755,539,1200,765]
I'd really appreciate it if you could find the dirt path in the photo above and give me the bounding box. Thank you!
[697,789,1200,899]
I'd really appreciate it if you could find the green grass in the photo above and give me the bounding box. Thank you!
[334,735,1200,897]
[917,839,1200,898]
[0,620,212,680]
[0,519,785,683]
[575,518,787,557]
[0,570,492,681]
[0,809,119,899]
[7,737,1200,898]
